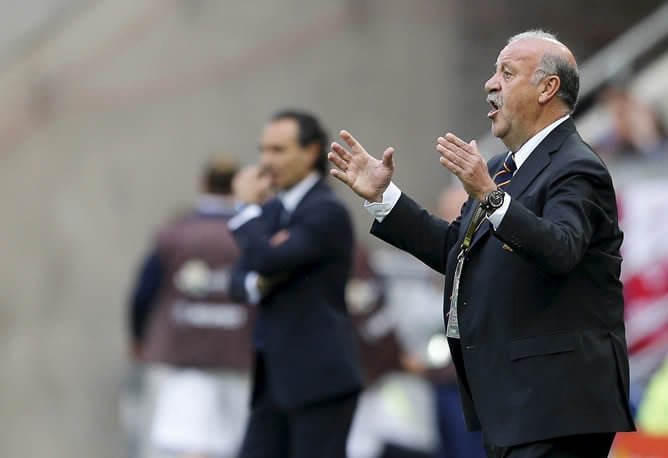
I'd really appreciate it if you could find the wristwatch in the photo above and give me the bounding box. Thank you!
[482,188,505,212]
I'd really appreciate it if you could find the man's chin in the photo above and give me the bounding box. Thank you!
[490,123,507,139]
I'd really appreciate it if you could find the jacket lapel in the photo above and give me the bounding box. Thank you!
[505,118,575,199]
[288,178,327,223]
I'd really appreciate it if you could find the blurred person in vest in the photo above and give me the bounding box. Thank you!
[329,30,635,457]
[128,156,254,458]
[227,110,364,458]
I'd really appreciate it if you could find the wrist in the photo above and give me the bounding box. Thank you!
[480,187,505,212]
[367,189,385,203]
[477,185,498,203]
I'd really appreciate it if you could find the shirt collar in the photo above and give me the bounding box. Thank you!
[512,115,569,169]
[195,194,238,216]
[278,172,321,213]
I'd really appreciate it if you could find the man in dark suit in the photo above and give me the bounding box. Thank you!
[328,30,635,457]
[228,110,364,458]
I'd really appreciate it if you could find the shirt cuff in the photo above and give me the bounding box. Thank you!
[228,204,262,231]
[487,193,511,230]
[363,182,402,222]
[245,272,261,305]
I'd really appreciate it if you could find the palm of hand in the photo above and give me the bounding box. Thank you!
[329,130,395,202]
[348,154,392,202]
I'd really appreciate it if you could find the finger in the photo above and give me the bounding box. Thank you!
[270,230,290,246]
[327,151,349,171]
[340,130,367,155]
[444,133,476,155]
[330,168,351,185]
[437,143,468,168]
[437,139,473,165]
[439,156,463,176]
[381,147,394,169]
[331,142,353,162]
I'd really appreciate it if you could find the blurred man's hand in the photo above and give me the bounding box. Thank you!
[232,164,272,204]
[270,230,290,246]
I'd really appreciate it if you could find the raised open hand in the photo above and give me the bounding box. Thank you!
[328,130,395,203]
[436,133,496,202]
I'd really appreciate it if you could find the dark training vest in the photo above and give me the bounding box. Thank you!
[142,212,255,369]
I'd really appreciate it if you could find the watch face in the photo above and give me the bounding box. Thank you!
[488,190,504,208]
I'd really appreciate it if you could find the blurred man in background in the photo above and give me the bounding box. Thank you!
[127,156,254,458]
[228,110,364,458]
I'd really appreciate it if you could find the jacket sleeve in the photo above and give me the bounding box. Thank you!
[370,193,464,274]
[494,158,619,276]
[231,199,353,276]
[128,248,163,342]
[228,267,251,303]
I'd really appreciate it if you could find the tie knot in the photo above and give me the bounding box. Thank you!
[504,153,517,172]
[493,153,517,189]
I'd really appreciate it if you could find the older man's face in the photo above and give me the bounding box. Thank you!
[484,39,545,151]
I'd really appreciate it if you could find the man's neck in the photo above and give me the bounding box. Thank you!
[278,172,321,213]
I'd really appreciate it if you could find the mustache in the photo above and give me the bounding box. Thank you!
[486,93,503,108]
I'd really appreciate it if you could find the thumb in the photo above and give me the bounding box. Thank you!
[382,147,394,169]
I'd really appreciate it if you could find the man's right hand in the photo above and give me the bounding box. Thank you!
[328,130,395,203]
[232,164,272,205]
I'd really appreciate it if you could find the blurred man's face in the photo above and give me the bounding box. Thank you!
[260,119,316,191]
[484,39,544,151]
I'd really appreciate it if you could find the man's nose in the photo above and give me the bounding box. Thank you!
[484,75,499,93]
[260,152,271,168]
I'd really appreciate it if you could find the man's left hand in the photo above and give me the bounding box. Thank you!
[270,230,290,247]
[436,133,497,202]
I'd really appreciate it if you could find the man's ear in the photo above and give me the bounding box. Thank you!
[305,142,320,168]
[538,75,561,105]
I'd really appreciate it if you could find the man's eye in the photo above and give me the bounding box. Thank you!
[503,71,512,78]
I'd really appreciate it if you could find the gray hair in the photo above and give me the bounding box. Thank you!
[508,30,580,113]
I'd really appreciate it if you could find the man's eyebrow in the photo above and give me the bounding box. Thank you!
[493,61,506,70]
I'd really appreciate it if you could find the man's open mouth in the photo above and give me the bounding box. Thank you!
[487,99,500,118]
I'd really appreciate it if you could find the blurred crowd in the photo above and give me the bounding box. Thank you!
[591,83,668,162]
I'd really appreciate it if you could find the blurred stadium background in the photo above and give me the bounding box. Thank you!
[0,0,666,457]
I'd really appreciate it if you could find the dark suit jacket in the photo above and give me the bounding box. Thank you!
[230,178,364,409]
[371,118,635,446]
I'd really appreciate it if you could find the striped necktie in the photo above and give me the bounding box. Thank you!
[493,153,517,189]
